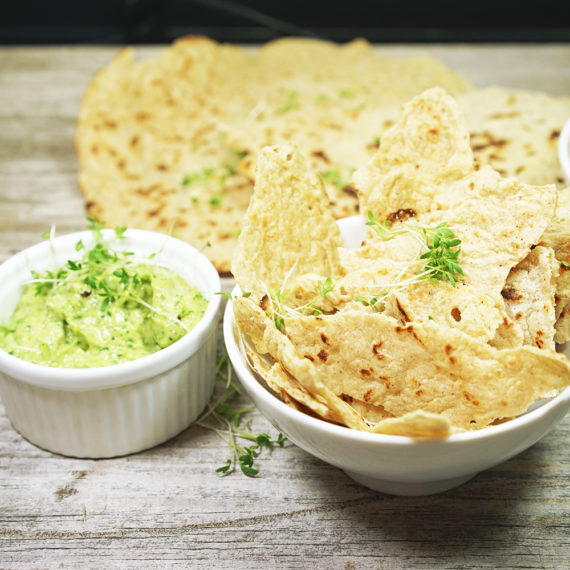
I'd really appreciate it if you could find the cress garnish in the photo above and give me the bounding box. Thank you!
[366,210,464,286]
[197,354,287,477]
[0,219,208,368]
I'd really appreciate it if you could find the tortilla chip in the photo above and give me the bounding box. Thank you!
[353,87,474,218]
[383,280,508,343]
[500,246,558,350]
[371,411,452,438]
[231,145,344,302]
[352,88,557,302]
[420,175,556,300]
[539,188,570,343]
[233,296,369,431]
[280,310,570,431]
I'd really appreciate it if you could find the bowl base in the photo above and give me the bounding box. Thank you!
[344,470,477,496]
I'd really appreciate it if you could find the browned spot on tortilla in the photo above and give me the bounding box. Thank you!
[317,349,328,362]
[470,131,509,152]
[451,307,462,322]
[445,344,456,364]
[387,208,416,224]
[311,150,330,162]
[259,294,270,312]
[501,287,523,301]
[320,333,329,344]
[463,392,479,405]
[395,298,410,324]
[342,185,358,198]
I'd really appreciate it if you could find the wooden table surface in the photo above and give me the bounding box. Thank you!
[1,43,569,569]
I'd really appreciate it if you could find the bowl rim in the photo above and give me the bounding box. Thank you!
[0,228,222,391]
[223,294,570,446]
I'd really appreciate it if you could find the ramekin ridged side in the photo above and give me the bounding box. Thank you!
[0,300,218,458]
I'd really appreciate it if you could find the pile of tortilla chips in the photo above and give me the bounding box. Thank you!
[231,87,570,438]
[75,36,570,275]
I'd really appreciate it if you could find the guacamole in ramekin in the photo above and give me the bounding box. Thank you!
[0,227,208,368]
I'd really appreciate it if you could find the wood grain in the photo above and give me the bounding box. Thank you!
[0,44,569,569]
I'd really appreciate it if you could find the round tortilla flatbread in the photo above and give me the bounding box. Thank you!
[75,36,570,276]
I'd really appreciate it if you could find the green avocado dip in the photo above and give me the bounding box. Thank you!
[0,229,209,368]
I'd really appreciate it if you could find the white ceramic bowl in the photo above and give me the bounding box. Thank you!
[559,117,570,185]
[0,229,221,458]
[223,215,570,496]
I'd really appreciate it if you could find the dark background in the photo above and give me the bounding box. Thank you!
[1,0,569,45]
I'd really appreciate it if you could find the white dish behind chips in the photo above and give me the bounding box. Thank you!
[224,216,570,496]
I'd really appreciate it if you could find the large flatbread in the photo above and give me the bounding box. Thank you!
[75,36,570,276]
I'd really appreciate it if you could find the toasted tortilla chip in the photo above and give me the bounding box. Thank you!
[231,145,344,301]
[539,188,570,343]
[281,310,570,430]
[233,297,369,431]
[500,246,558,350]
[420,176,556,300]
[383,280,508,343]
[353,87,557,301]
[371,411,452,438]
[245,347,342,423]
[353,87,474,218]
[340,396,392,424]
[267,363,345,424]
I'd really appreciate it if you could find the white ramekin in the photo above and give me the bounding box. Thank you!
[0,229,221,458]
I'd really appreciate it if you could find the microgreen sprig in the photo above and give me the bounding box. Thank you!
[30,220,188,332]
[262,276,335,331]
[197,354,287,477]
[366,210,464,287]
